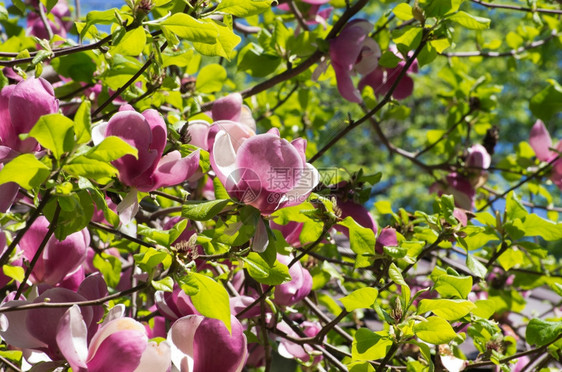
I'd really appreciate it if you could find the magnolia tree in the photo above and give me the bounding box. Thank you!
[0,0,561,371]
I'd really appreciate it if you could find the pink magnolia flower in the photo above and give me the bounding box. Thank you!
[430,172,476,210]
[210,125,319,214]
[16,216,88,287]
[211,93,256,132]
[19,216,89,287]
[168,314,247,372]
[359,48,418,100]
[102,105,200,192]
[333,199,378,237]
[375,227,398,254]
[529,119,562,189]
[277,320,323,364]
[57,304,171,372]
[0,276,107,360]
[274,254,312,306]
[155,285,199,321]
[329,20,381,103]
[270,220,304,247]
[27,0,73,39]
[0,78,58,212]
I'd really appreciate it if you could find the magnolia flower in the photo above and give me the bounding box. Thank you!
[529,119,562,190]
[0,275,107,360]
[0,78,58,212]
[19,216,89,287]
[211,125,319,214]
[277,320,323,364]
[329,20,381,103]
[155,285,199,321]
[274,254,312,306]
[359,48,419,100]
[375,227,398,254]
[57,304,171,372]
[270,220,304,247]
[104,106,200,192]
[333,199,378,237]
[27,0,73,39]
[211,93,256,132]
[96,105,200,222]
[430,172,476,210]
[168,315,247,372]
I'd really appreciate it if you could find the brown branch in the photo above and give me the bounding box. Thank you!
[442,31,558,58]
[287,0,310,31]
[310,34,428,163]
[0,283,147,313]
[471,0,562,15]
[15,203,61,299]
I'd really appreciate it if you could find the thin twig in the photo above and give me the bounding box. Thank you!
[471,0,562,15]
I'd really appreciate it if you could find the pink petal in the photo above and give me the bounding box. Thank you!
[168,315,204,359]
[375,227,398,253]
[274,254,312,306]
[529,120,554,162]
[152,150,200,190]
[141,109,168,157]
[192,316,247,372]
[212,93,243,122]
[86,330,147,372]
[332,62,362,103]
[8,77,58,135]
[134,341,171,372]
[0,300,48,350]
[334,200,378,238]
[186,120,211,150]
[392,74,414,100]
[41,228,89,286]
[467,144,491,169]
[56,305,89,371]
[0,181,19,213]
[87,317,147,369]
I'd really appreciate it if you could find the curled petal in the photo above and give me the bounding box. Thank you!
[56,305,89,371]
[152,150,200,190]
[186,120,211,150]
[86,330,147,372]
[274,254,312,306]
[332,62,362,103]
[529,120,554,162]
[212,93,243,122]
[8,77,58,134]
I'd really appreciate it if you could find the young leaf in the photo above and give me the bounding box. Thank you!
[340,287,379,312]
[29,114,75,160]
[182,199,230,221]
[448,11,491,30]
[413,316,457,344]
[189,272,232,332]
[0,154,50,189]
[215,0,273,17]
[526,319,562,346]
[418,299,476,320]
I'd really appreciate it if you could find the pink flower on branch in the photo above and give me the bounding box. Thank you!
[529,119,562,190]
[329,20,381,103]
[210,125,319,214]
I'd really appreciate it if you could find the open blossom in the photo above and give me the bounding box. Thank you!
[210,124,319,214]
[277,320,323,364]
[168,315,247,372]
[102,105,200,192]
[0,275,107,361]
[57,304,170,372]
[329,20,381,103]
[19,216,89,287]
[529,119,562,190]
[359,47,418,100]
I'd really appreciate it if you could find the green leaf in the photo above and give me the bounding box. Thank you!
[338,217,376,268]
[352,329,393,361]
[182,199,230,221]
[418,299,476,320]
[51,52,97,83]
[63,157,118,184]
[521,214,562,241]
[393,27,423,53]
[530,80,562,121]
[0,154,50,189]
[340,287,379,312]
[152,276,174,292]
[93,252,122,288]
[242,253,291,285]
[29,114,75,160]
[2,265,25,282]
[189,272,232,332]
[389,263,411,307]
[192,19,241,60]
[378,51,402,68]
[466,254,487,278]
[448,11,491,30]
[74,100,92,145]
[215,0,273,17]
[44,191,94,240]
[393,3,413,21]
[196,64,227,94]
[413,316,457,344]
[160,13,217,43]
[424,0,463,17]
[87,136,138,162]
[111,26,146,56]
[134,248,170,272]
[526,319,562,346]
[433,272,473,299]
[472,299,496,319]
